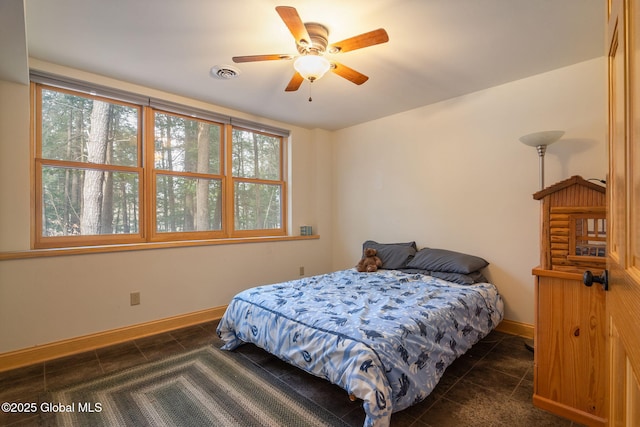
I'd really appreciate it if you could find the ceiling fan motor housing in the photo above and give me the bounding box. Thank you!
[298,23,329,55]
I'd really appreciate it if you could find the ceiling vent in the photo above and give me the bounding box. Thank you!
[210,65,241,80]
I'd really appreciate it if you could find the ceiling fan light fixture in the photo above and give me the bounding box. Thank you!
[294,55,331,82]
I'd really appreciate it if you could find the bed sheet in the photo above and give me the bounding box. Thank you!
[217,269,504,427]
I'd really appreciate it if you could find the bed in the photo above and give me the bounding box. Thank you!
[217,242,504,427]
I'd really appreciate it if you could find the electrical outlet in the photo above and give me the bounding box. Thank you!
[130,292,141,306]
[299,266,305,276]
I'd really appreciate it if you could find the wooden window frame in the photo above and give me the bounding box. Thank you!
[567,212,607,264]
[226,126,287,238]
[147,108,227,242]
[31,82,288,250]
[33,84,146,249]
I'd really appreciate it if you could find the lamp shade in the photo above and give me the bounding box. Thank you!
[519,130,565,147]
[519,130,565,190]
[294,55,331,82]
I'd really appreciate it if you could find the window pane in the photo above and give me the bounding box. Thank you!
[234,182,281,230]
[156,175,222,232]
[41,166,139,236]
[154,112,221,174]
[41,89,138,166]
[575,217,607,257]
[232,129,280,179]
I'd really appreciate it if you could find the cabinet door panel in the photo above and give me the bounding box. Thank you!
[534,274,606,424]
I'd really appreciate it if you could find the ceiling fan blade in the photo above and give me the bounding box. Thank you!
[276,6,311,46]
[331,62,369,85]
[233,54,294,63]
[285,72,304,92]
[328,28,389,53]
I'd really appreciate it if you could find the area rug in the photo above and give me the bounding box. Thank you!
[47,346,350,426]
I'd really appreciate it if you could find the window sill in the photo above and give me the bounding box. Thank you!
[0,235,320,261]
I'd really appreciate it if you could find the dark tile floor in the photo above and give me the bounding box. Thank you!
[0,321,584,427]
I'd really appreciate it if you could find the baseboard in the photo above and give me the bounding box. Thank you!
[0,306,228,373]
[1,310,533,373]
[495,318,534,339]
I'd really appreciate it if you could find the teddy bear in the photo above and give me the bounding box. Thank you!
[356,248,383,272]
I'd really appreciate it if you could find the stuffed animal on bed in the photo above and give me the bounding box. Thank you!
[357,248,383,272]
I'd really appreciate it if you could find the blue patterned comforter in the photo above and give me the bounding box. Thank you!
[217,269,504,427]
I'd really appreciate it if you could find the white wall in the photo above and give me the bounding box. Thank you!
[0,62,334,353]
[330,58,607,325]
[0,57,606,354]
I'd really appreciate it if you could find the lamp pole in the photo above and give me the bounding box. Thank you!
[536,144,547,190]
[518,130,564,353]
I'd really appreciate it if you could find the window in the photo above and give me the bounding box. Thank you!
[32,81,287,248]
[571,214,607,258]
[232,128,284,234]
[152,111,224,239]
[35,87,144,246]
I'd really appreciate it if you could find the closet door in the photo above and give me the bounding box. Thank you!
[606,0,640,425]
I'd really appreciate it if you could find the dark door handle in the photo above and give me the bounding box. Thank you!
[583,270,609,291]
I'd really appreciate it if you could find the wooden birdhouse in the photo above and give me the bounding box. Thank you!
[533,175,606,273]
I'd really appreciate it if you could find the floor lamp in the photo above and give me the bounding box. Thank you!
[519,130,565,352]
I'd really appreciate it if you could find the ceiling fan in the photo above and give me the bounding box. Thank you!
[232,6,389,92]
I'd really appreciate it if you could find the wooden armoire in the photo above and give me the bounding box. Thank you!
[532,175,607,427]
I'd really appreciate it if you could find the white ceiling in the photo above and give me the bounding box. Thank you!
[19,0,604,130]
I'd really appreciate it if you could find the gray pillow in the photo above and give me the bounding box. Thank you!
[361,240,417,269]
[430,271,488,285]
[406,248,488,274]
[398,269,488,285]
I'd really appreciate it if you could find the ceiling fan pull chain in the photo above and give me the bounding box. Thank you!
[308,81,313,102]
